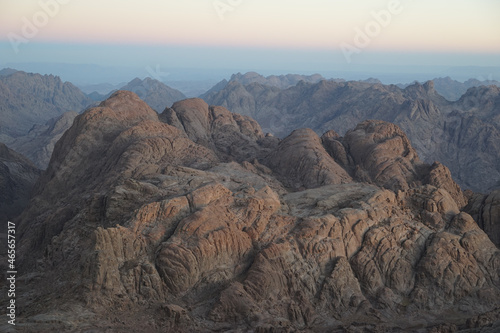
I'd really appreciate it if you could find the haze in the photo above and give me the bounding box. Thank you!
[1,0,499,84]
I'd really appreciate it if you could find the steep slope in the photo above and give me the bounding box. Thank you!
[9,92,500,332]
[0,70,92,142]
[9,111,78,169]
[203,79,500,192]
[0,143,40,222]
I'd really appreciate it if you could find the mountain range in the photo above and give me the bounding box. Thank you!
[202,78,500,193]
[399,76,500,101]
[6,91,499,332]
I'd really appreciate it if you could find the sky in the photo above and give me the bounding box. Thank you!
[1,0,499,84]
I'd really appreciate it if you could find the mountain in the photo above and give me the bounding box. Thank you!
[113,77,186,112]
[230,71,326,88]
[203,79,500,193]
[0,70,92,142]
[10,92,500,332]
[9,111,79,169]
[200,72,329,98]
[0,68,18,77]
[399,77,500,101]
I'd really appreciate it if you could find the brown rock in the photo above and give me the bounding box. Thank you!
[466,190,500,247]
[266,128,352,189]
[12,93,500,332]
[343,120,421,191]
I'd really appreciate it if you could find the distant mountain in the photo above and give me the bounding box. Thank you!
[0,68,18,76]
[203,79,500,192]
[398,76,500,101]
[165,79,219,97]
[101,77,187,112]
[201,72,330,98]
[0,70,92,142]
[77,82,126,95]
[9,111,79,169]
[230,71,326,88]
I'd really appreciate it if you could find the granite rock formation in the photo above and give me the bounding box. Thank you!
[7,92,500,332]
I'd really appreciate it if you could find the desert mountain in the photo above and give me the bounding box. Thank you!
[9,92,500,332]
[203,79,500,193]
[103,77,187,112]
[398,76,500,101]
[0,70,92,142]
[200,72,328,98]
[8,111,79,169]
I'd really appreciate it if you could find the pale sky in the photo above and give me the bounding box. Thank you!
[0,0,499,83]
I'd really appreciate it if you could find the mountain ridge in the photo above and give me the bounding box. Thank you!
[203,78,500,192]
[0,70,92,142]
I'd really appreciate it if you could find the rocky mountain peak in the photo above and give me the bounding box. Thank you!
[98,90,159,121]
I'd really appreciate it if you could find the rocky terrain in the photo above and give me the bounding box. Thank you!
[5,91,499,332]
[0,70,92,143]
[203,79,500,193]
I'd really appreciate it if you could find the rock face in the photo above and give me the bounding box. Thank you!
[466,190,500,247]
[0,70,92,142]
[203,78,500,193]
[10,92,500,332]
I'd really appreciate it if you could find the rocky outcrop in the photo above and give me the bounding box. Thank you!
[10,92,500,332]
[162,98,274,162]
[466,190,500,247]
[343,120,422,191]
[266,128,352,190]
